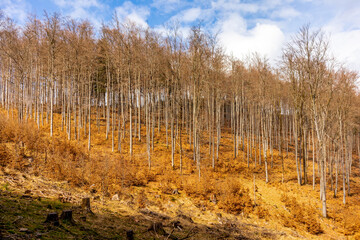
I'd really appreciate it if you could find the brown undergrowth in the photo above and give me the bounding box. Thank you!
[279,194,323,234]
[1,110,360,239]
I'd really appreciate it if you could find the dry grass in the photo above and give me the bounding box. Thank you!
[1,109,360,239]
[279,194,323,234]
[216,177,253,215]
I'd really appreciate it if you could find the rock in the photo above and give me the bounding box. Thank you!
[126,230,134,240]
[45,212,59,226]
[111,194,119,201]
[19,228,31,233]
[172,189,179,195]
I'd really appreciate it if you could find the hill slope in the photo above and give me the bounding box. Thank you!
[1,111,360,239]
[1,171,297,240]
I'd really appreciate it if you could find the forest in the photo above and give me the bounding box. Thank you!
[1,10,360,239]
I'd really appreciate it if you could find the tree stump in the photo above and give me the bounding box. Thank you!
[148,222,166,236]
[45,212,59,226]
[126,230,134,240]
[210,194,217,204]
[82,198,90,209]
[60,210,74,224]
[81,197,93,214]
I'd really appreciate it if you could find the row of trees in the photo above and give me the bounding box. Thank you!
[0,12,359,218]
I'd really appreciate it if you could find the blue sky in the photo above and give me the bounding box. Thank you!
[1,0,360,72]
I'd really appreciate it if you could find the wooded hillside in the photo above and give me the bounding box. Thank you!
[1,11,360,238]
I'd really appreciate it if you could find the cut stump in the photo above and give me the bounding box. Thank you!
[45,212,59,226]
[126,230,134,240]
[148,222,167,236]
[60,210,74,224]
[81,197,93,214]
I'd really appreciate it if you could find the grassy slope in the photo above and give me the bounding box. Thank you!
[1,110,360,239]
[0,177,292,240]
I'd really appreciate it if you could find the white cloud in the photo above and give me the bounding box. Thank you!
[210,0,360,73]
[182,8,202,22]
[328,30,360,72]
[215,13,246,33]
[328,9,360,31]
[115,1,150,28]
[170,7,203,23]
[177,26,191,38]
[271,7,300,19]
[211,0,259,13]
[151,0,183,13]
[52,0,104,28]
[159,0,289,64]
[55,0,102,9]
[318,1,360,73]
[0,0,29,24]
[217,13,285,62]
[154,24,191,39]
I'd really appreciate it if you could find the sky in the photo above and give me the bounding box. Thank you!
[1,0,360,72]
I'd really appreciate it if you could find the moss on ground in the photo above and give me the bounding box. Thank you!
[0,188,286,240]
[0,190,143,239]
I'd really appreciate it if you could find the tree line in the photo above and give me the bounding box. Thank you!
[0,11,359,218]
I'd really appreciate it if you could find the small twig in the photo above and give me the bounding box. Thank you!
[165,227,175,240]
[180,226,195,240]
[12,215,23,224]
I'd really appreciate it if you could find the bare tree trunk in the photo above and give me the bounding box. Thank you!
[88,73,91,151]
[312,128,316,189]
